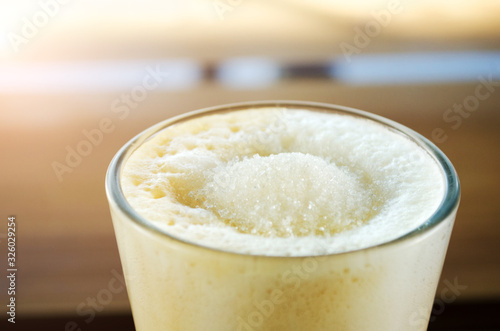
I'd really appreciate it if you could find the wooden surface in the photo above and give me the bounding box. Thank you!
[1,79,500,319]
[1,0,500,324]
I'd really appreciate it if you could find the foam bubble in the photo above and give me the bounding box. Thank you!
[121,108,444,256]
[195,153,373,237]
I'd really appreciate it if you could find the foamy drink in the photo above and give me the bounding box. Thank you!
[106,102,459,331]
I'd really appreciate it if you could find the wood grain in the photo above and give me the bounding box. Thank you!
[1,80,499,317]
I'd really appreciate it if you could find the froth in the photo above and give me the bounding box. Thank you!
[196,153,373,237]
[121,108,444,256]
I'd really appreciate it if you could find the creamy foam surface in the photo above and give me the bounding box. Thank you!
[121,108,444,256]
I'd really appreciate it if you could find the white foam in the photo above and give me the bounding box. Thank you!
[121,108,444,256]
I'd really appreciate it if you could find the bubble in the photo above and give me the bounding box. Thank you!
[194,153,373,237]
[121,108,444,256]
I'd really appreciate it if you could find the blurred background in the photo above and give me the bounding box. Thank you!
[1,0,500,330]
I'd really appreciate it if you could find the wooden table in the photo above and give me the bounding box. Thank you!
[1,78,500,320]
[1,1,500,329]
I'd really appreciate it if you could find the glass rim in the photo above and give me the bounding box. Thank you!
[105,100,460,259]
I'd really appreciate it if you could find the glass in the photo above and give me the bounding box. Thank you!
[105,101,460,331]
